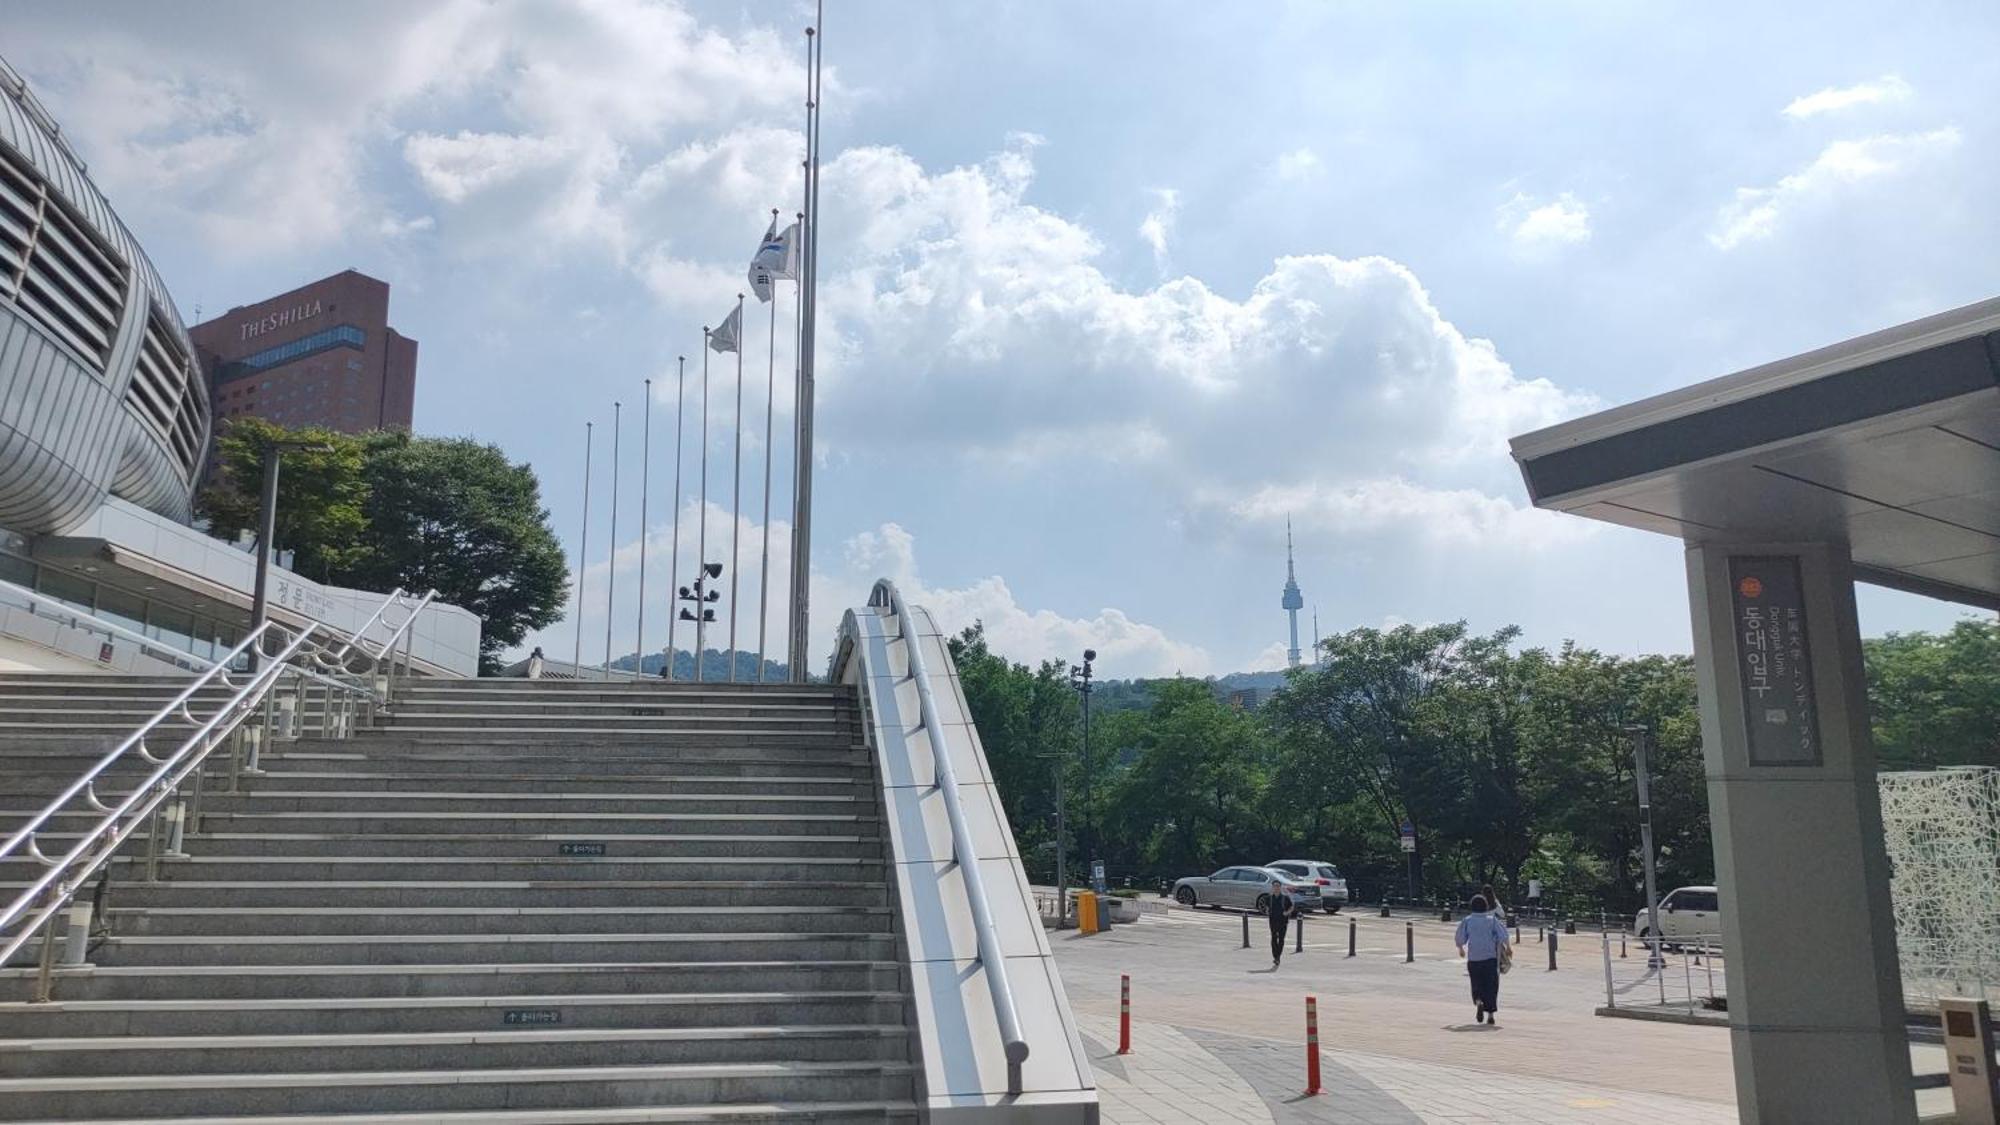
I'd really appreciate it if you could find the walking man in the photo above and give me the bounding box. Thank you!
[1266,878,1299,968]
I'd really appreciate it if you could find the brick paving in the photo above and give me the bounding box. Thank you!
[1053,903,1740,1123]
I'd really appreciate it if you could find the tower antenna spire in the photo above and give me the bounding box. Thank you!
[1280,517,1304,668]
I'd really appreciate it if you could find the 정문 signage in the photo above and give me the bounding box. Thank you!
[1728,555,1821,767]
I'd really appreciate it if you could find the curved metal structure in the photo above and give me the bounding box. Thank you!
[0,56,209,534]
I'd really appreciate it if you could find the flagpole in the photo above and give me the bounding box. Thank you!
[757,209,780,684]
[697,332,711,683]
[602,400,621,674]
[727,293,746,683]
[637,378,652,673]
[573,420,593,674]
[665,356,685,681]
[789,13,822,681]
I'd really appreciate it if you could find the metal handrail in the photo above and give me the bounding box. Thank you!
[843,579,1030,1091]
[0,622,370,975]
[364,588,436,707]
[367,588,437,663]
[327,586,409,663]
[0,576,217,673]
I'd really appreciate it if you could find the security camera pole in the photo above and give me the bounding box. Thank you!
[1070,649,1098,879]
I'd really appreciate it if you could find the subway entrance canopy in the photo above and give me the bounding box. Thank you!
[1511,297,2000,1125]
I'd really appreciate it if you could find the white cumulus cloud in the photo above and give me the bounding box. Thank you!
[1137,187,1181,270]
[1782,75,1913,119]
[1497,192,1592,250]
[1710,128,1961,250]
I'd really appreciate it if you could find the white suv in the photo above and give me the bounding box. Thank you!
[1265,860,1348,913]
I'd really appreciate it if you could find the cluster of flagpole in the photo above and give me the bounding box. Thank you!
[562,3,823,684]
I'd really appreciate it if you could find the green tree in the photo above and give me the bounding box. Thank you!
[198,417,369,581]
[348,432,569,672]
[1104,678,1270,877]
[1865,620,2000,768]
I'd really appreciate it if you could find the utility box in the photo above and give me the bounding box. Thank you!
[1941,998,1998,1124]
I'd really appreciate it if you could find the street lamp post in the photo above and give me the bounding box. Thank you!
[1628,725,1666,968]
[248,439,332,671]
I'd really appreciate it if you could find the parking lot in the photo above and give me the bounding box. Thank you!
[1048,900,1739,1123]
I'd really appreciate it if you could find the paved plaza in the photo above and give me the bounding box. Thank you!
[1050,903,1739,1123]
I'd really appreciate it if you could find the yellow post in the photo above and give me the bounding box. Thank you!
[1078,891,1100,935]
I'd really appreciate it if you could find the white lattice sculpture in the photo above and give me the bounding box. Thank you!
[1878,767,2000,1007]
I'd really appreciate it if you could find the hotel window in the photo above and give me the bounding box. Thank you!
[219,324,366,382]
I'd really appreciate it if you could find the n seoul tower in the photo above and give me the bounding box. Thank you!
[1281,519,1305,668]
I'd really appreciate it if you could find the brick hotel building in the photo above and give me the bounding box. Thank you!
[188,269,417,438]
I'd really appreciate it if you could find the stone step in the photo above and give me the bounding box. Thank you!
[107,905,894,939]
[228,771,871,796]
[193,790,871,816]
[0,1023,909,1078]
[354,727,863,745]
[89,932,900,968]
[0,1103,916,1124]
[0,1058,918,1119]
[383,699,853,717]
[158,833,883,860]
[3,855,887,883]
[0,990,909,1038]
[192,811,877,838]
[0,960,906,1002]
[399,682,847,697]
[259,751,868,779]
[330,736,870,760]
[4,881,892,911]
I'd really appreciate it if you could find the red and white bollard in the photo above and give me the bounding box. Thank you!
[1118,974,1132,1055]
[1304,995,1322,1096]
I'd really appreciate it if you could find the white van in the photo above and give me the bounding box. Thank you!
[1633,885,1722,947]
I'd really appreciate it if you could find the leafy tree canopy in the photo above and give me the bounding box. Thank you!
[197,421,568,673]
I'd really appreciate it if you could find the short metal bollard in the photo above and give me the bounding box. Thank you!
[61,902,92,968]
[1620,930,1627,958]
[1241,912,1250,949]
[1347,918,1357,958]
[1303,996,1322,1096]
[1118,974,1132,1055]
[1379,902,1390,917]
[1548,928,1558,971]
[1295,916,1304,954]
[1564,917,1576,935]
[1405,921,1414,963]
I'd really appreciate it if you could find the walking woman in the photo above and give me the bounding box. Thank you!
[1454,893,1511,1026]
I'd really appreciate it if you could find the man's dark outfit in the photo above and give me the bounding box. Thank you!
[1267,888,1297,967]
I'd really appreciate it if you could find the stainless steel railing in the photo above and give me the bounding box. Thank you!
[835,579,1030,1093]
[0,620,376,998]
[365,588,437,709]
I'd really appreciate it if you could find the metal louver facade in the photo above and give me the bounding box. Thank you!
[0,57,207,533]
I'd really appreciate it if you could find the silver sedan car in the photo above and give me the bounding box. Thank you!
[1171,866,1323,912]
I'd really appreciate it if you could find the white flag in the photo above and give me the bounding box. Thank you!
[748,218,794,303]
[776,221,800,281]
[708,304,742,354]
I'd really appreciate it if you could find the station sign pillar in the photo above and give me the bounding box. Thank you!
[1685,542,1912,1123]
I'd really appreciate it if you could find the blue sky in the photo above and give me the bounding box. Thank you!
[10,1,1996,674]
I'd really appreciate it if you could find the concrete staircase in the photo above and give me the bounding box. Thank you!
[0,675,920,1122]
